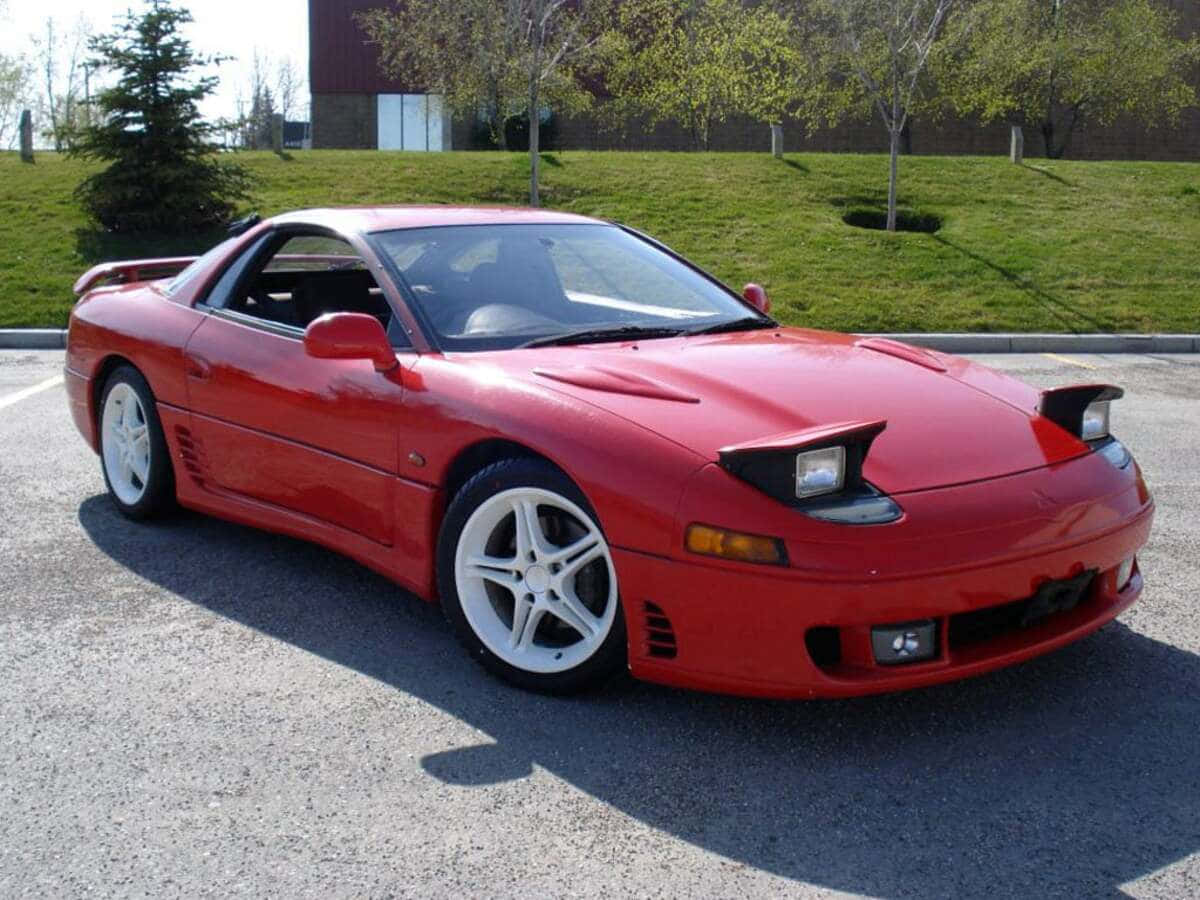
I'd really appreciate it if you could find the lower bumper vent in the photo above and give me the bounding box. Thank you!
[805,626,842,669]
[644,602,677,659]
[948,569,1098,650]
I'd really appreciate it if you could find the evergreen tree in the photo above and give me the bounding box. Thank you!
[70,0,251,232]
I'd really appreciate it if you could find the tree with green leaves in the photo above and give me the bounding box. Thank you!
[939,0,1200,159]
[0,54,30,152]
[809,0,959,232]
[604,0,746,151]
[603,0,806,151]
[359,0,609,206]
[732,4,814,146]
[70,0,251,232]
[0,0,33,151]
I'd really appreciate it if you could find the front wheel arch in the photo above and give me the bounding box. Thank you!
[436,456,628,694]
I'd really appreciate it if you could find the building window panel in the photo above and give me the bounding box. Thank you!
[378,93,447,151]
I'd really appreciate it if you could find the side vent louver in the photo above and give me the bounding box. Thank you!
[174,426,207,486]
[644,601,677,659]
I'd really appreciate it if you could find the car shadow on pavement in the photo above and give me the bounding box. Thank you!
[79,495,1200,897]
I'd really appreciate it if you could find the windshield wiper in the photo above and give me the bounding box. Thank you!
[687,317,777,336]
[521,325,687,348]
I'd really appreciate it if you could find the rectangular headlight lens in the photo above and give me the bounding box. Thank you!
[1116,557,1135,591]
[1081,401,1111,441]
[796,446,845,499]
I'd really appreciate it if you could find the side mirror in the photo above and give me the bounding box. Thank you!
[304,312,397,372]
[742,283,770,314]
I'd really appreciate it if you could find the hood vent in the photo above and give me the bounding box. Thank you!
[855,337,947,372]
[533,365,700,403]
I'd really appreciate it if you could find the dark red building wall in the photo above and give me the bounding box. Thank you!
[310,0,1200,158]
[310,0,423,94]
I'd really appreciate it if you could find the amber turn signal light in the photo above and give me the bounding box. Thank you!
[685,524,788,566]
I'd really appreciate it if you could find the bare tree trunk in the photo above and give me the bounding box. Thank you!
[528,14,541,208]
[1041,118,1062,159]
[887,126,899,232]
[529,102,540,206]
[490,80,507,151]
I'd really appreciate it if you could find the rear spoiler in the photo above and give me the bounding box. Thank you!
[72,252,371,298]
[73,257,198,297]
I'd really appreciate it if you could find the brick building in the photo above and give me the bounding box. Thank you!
[310,0,1200,160]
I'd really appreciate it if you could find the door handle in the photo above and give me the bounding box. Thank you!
[185,353,211,380]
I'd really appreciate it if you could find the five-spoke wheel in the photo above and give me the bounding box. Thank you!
[439,459,626,693]
[98,365,173,519]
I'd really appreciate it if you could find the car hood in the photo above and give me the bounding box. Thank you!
[474,328,1089,494]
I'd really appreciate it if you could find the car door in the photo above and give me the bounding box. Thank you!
[181,230,407,546]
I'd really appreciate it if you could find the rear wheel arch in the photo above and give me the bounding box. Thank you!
[96,363,176,519]
[91,354,140,431]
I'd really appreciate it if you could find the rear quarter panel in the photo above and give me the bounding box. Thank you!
[66,282,208,450]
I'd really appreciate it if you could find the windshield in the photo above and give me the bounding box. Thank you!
[370,223,766,351]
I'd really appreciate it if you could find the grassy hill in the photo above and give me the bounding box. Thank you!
[1,149,1198,332]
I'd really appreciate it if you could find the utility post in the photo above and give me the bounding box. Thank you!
[19,110,34,163]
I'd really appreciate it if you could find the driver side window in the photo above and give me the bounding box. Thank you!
[210,232,409,348]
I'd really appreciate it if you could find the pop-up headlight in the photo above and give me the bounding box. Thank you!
[717,420,902,525]
[1039,384,1123,442]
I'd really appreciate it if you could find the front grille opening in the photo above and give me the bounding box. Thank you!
[805,626,842,669]
[949,571,1097,650]
[644,601,677,659]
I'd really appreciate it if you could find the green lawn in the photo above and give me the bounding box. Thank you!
[2,149,1198,332]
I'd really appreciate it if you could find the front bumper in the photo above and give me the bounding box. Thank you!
[616,452,1154,699]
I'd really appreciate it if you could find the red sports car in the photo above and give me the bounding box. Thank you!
[65,207,1153,697]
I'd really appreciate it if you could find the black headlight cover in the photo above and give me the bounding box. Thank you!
[717,420,902,523]
[1038,384,1124,439]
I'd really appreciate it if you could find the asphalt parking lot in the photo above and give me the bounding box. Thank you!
[2,349,1198,898]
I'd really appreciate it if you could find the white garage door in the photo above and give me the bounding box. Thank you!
[378,94,447,151]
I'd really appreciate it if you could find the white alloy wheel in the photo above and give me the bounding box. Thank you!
[453,487,619,675]
[101,381,152,506]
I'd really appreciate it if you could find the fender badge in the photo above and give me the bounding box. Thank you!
[408,451,426,467]
[1031,488,1056,510]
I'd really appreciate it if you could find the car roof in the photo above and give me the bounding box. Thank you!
[269,206,607,234]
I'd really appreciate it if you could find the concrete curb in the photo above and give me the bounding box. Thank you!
[859,333,1200,354]
[0,329,67,350]
[1,328,1197,354]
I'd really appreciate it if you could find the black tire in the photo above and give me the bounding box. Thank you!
[437,457,628,695]
[98,364,175,520]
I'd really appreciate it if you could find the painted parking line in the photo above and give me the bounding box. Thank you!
[0,375,64,410]
[1042,352,1098,370]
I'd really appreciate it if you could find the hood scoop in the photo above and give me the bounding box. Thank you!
[855,337,947,372]
[533,365,700,403]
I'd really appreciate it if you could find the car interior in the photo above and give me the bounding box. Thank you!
[221,234,409,346]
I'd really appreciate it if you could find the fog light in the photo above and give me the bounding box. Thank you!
[685,524,787,566]
[871,620,938,665]
[1116,557,1135,591]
